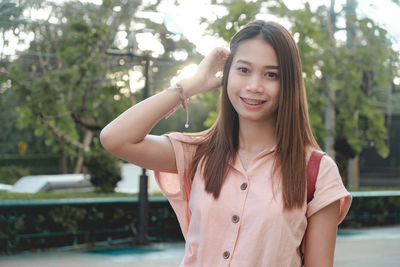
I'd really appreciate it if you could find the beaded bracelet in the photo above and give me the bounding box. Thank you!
[164,82,189,128]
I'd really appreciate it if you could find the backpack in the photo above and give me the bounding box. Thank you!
[307,150,325,203]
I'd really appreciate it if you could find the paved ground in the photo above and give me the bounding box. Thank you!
[1,225,399,267]
[335,226,400,267]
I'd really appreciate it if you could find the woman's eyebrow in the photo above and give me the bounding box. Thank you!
[235,59,279,69]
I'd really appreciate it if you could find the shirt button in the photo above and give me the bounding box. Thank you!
[223,251,230,259]
[232,215,240,223]
[240,182,248,190]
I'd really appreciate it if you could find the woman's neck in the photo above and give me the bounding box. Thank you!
[238,118,277,154]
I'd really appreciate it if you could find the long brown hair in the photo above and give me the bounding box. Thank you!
[187,20,319,209]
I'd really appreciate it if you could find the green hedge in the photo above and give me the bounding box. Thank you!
[0,192,399,254]
[0,154,62,175]
[0,197,182,254]
[341,192,400,228]
[0,165,30,185]
[83,141,122,193]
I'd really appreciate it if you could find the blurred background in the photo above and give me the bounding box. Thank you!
[0,0,399,265]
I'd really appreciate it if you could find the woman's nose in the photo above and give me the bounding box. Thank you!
[245,75,264,93]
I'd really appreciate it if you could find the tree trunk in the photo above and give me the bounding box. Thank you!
[324,79,336,159]
[74,130,94,173]
[59,151,68,174]
[324,0,337,159]
[346,0,357,50]
[345,0,359,187]
[347,156,359,188]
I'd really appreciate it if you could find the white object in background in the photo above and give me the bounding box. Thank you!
[115,163,162,194]
[0,183,13,192]
[11,174,92,193]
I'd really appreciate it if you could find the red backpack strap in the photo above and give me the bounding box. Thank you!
[301,150,325,263]
[306,150,325,203]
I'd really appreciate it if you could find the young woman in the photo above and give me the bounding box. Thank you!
[100,20,352,267]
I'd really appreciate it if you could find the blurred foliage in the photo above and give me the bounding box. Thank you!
[7,0,136,157]
[341,195,400,228]
[0,199,183,253]
[48,205,89,233]
[0,202,135,252]
[273,0,399,183]
[0,165,30,185]
[202,0,399,163]
[83,139,121,192]
[0,191,135,200]
[205,0,261,42]
[1,0,399,181]
[0,0,52,155]
[0,82,54,155]
[1,0,208,173]
[0,0,28,30]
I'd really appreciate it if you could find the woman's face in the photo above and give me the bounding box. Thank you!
[227,36,280,125]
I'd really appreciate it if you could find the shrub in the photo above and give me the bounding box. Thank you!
[0,165,30,185]
[84,139,121,193]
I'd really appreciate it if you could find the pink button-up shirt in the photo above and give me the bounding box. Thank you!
[155,134,352,267]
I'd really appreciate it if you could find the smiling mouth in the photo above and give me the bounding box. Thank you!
[240,97,266,105]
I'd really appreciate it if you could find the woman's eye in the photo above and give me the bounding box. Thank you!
[266,72,278,78]
[238,67,248,73]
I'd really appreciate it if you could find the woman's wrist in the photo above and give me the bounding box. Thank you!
[179,78,200,98]
[164,82,190,128]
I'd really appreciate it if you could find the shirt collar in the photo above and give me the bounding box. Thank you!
[229,145,276,173]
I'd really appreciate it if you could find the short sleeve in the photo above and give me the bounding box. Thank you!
[154,133,197,199]
[153,133,198,238]
[306,155,352,224]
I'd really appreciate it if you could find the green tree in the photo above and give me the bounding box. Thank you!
[4,0,208,176]
[7,0,137,173]
[0,0,51,155]
[274,0,398,184]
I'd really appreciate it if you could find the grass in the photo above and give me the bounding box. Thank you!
[0,191,166,200]
[348,187,400,192]
[0,191,137,200]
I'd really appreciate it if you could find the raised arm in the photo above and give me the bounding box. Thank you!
[100,48,230,172]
